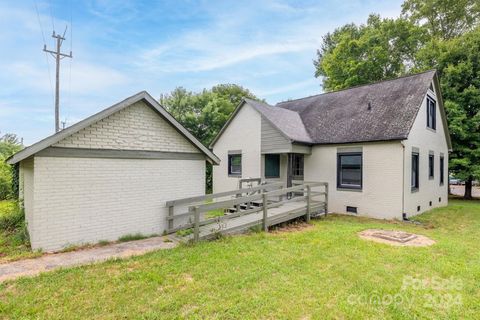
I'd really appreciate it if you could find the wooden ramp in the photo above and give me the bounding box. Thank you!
[166,181,328,243]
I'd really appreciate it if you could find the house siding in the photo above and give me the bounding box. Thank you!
[304,142,404,219]
[19,157,34,237]
[213,103,262,193]
[261,118,291,153]
[403,84,449,216]
[54,101,199,154]
[30,157,204,251]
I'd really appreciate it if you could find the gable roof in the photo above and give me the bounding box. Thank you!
[244,98,313,143]
[7,91,220,165]
[211,70,452,150]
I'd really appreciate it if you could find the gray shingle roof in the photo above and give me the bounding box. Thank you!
[276,70,437,144]
[241,70,441,146]
[244,98,313,143]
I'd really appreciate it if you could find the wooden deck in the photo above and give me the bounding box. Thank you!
[165,181,328,243]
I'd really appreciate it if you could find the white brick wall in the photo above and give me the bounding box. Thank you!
[30,157,205,251]
[403,84,449,216]
[305,142,404,219]
[54,101,199,153]
[19,158,34,237]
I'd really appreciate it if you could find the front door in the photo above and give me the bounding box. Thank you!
[287,153,304,187]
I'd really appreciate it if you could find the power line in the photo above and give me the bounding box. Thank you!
[67,0,73,123]
[49,0,55,32]
[34,0,55,112]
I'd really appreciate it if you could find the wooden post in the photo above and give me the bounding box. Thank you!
[168,205,174,231]
[279,184,284,202]
[324,183,328,217]
[194,206,200,242]
[306,185,311,223]
[262,193,268,231]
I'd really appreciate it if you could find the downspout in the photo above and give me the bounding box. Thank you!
[401,141,407,220]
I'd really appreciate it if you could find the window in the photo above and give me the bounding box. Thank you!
[440,156,445,185]
[337,153,362,189]
[291,154,304,178]
[228,153,241,176]
[411,152,419,191]
[346,206,358,214]
[427,96,436,130]
[265,154,280,178]
[429,154,434,179]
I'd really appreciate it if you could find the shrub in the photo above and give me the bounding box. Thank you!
[0,201,24,231]
[0,201,30,247]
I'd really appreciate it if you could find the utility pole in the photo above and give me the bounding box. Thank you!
[43,27,72,132]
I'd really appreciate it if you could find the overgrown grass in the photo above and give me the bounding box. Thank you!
[117,233,150,242]
[205,208,225,218]
[0,200,39,262]
[0,199,479,319]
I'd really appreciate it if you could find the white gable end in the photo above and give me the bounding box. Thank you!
[54,100,199,153]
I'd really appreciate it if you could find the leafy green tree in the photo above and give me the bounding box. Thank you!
[422,29,480,198]
[160,84,257,146]
[0,133,23,200]
[401,0,480,39]
[314,14,427,91]
[159,84,258,192]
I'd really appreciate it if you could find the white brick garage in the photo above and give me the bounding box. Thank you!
[8,91,219,252]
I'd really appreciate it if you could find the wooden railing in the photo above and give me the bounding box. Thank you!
[165,181,328,242]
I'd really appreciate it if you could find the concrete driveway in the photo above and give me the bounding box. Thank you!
[450,185,480,198]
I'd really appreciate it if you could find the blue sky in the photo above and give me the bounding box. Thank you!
[0,0,404,144]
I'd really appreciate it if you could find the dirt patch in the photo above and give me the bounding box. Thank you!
[359,229,435,247]
[271,220,314,233]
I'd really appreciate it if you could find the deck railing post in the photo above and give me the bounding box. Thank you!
[262,193,268,231]
[194,206,200,242]
[306,185,311,223]
[324,183,328,217]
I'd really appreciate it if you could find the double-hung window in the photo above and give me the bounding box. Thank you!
[228,152,242,176]
[411,152,419,191]
[427,96,436,130]
[337,152,362,190]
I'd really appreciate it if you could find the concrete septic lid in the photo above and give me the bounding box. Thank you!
[359,229,435,247]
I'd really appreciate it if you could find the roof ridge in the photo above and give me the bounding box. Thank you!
[276,69,437,106]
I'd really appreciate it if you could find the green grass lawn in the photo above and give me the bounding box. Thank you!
[0,201,39,263]
[1,199,480,319]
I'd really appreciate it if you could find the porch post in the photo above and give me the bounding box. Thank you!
[306,185,311,223]
[262,193,268,231]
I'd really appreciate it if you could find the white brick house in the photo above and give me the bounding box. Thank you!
[7,91,219,252]
[211,70,452,220]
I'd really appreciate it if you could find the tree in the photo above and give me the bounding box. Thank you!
[0,133,23,200]
[402,0,480,40]
[424,29,480,199]
[160,84,257,146]
[159,84,258,192]
[314,14,427,91]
